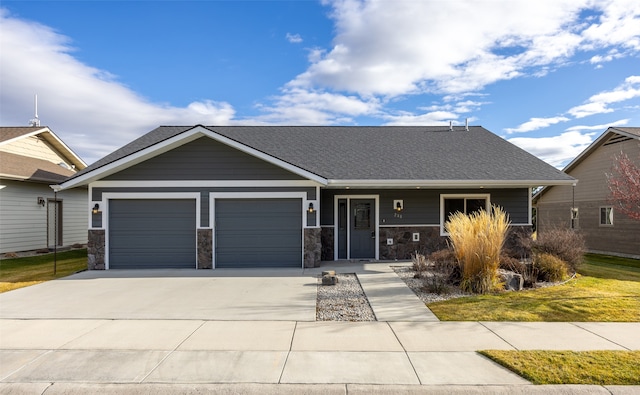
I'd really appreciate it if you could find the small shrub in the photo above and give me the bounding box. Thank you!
[532,227,585,272]
[446,206,510,294]
[412,252,429,279]
[536,253,569,282]
[428,248,461,285]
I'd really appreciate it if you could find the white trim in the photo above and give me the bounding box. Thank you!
[379,224,439,228]
[0,127,87,169]
[102,192,201,270]
[90,180,323,188]
[599,206,614,227]
[327,179,576,188]
[439,193,491,236]
[57,126,328,190]
[209,192,307,269]
[527,187,533,226]
[333,195,379,261]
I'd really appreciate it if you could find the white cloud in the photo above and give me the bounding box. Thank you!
[0,10,238,164]
[565,119,629,132]
[255,87,379,124]
[286,33,303,43]
[508,131,596,167]
[567,75,640,118]
[289,0,640,98]
[382,110,458,126]
[506,116,570,133]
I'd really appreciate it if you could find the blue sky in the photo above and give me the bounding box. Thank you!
[1,0,639,166]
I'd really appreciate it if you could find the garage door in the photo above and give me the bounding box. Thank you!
[215,198,302,268]
[109,199,196,269]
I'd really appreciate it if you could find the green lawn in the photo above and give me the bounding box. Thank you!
[0,249,87,293]
[427,254,640,322]
[580,253,640,281]
[480,350,640,385]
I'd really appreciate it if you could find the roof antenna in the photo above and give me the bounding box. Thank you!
[449,120,453,131]
[465,118,469,131]
[29,94,40,127]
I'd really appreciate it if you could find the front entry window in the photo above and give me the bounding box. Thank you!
[354,203,371,229]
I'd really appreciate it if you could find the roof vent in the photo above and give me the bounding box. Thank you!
[449,121,453,131]
[465,118,469,131]
[28,94,40,127]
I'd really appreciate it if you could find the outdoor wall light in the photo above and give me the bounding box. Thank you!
[92,203,100,214]
[308,202,315,213]
[394,200,404,212]
[37,197,45,207]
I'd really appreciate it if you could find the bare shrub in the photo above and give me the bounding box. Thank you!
[411,252,429,279]
[535,253,569,282]
[532,226,585,272]
[429,248,461,286]
[446,206,510,294]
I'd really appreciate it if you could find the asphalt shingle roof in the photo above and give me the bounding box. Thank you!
[71,125,573,183]
[0,151,75,183]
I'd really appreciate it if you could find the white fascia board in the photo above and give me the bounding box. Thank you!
[1,127,87,169]
[327,179,577,188]
[57,126,327,191]
[0,127,49,147]
[90,180,323,188]
[39,130,88,169]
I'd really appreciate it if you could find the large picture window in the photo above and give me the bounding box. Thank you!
[440,194,490,235]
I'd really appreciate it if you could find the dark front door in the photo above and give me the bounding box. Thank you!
[349,199,375,259]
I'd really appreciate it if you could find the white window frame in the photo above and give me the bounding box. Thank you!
[440,194,490,236]
[599,206,614,227]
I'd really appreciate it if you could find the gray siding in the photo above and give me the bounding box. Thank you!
[215,199,302,268]
[109,199,196,268]
[103,137,305,181]
[320,188,530,226]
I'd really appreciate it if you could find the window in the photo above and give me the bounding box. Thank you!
[600,206,613,226]
[571,208,579,229]
[440,194,490,235]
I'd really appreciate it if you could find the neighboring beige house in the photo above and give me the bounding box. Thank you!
[0,126,87,254]
[534,127,640,259]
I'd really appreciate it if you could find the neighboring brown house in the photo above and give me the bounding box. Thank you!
[56,125,574,270]
[0,127,87,254]
[534,127,640,259]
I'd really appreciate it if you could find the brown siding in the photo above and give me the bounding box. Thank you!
[536,134,640,258]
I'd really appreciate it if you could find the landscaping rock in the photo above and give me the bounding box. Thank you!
[499,269,524,291]
[322,274,338,285]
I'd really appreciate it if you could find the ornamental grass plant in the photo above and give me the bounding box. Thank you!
[445,206,510,294]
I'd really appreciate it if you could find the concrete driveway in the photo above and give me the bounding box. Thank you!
[0,269,318,321]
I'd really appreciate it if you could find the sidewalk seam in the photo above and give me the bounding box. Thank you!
[478,322,519,350]
[569,322,632,351]
[278,320,297,384]
[386,321,422,385]
[137,320,207,383]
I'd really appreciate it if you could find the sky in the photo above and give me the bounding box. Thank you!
[1,0,639,167]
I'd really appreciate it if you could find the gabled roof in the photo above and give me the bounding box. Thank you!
[533,126,640,202]
[59,125,575,190]
[0,126,87,171]
[0,151,75,183]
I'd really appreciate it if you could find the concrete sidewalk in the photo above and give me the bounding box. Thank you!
[1,319,638,391]
[0,262,638,393]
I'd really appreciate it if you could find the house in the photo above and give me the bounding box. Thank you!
[55,125,575,269]
[534,127,640,259]
[0,126,87,255]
